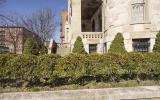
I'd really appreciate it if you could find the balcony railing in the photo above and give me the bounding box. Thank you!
[82,32,103,39]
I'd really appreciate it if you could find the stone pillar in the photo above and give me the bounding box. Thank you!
[83,38,89,53]
[71,0,81,39]
[97,39,104,54]
[97,43,103,54]
[124,39,133,52]
[124,32,132,52]
[150,38,155,52]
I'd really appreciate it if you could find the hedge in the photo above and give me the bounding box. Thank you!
[0,53,160,87]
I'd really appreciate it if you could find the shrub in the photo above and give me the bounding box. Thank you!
[0,54,16,80]
[51,40,57,54]
[87,54,104,76]
[104,53,126,81]
[1,52,160,88]
[56,53,88,82]
[72,36,87,54]
[7,54,38,87]
[153,32,160,52]
[108,33,127,53]
[39,46,48,55]
[34,54,61,85]
[24,38,39,55]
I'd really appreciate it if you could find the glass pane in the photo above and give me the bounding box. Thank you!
[89,44,97,53]
[132,38,150,52]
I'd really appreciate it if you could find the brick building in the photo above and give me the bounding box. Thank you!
[0,26,41,54]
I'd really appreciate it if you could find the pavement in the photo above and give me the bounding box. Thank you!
[0,86,160,100]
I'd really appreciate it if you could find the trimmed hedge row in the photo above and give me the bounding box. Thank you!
[1,53,160,87]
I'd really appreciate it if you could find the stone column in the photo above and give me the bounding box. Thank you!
[71,0,82,39]
[150,38,155,52]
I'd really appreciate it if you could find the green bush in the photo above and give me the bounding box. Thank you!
[72,36,87,54]
[24,38,39,55]
[56,53,88,82]
[7,55,38,87]
[108,33,127,53]
[0,54,16,80]
[153,32,160,52]
[1,52,160,88]
[39,45,48,55]
[34,54,61,85]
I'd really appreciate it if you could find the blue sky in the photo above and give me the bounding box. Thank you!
[1,0,68,42]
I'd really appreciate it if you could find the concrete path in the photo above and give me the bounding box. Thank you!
[0,86,160,100]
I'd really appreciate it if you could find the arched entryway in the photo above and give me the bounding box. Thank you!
[81,0,103,32]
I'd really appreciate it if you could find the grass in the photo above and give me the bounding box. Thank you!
[0,80,160,93]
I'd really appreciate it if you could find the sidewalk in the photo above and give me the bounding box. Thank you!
[0,86,160,100]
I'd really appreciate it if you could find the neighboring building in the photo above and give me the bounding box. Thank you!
[43,38,57,54]
[57,10,71,56]
[60,0,160,54]
[60,10,70,48]
[0,46,9,53]
[0,26,41,54]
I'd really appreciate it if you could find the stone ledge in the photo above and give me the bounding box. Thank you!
[0,86,160,100]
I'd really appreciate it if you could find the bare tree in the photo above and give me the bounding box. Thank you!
[0,0,5,7]
[4,28,22,54]
[0,0,5,4]
[0,0,6,19]
[0,0,17,27]
[22,8,57,42]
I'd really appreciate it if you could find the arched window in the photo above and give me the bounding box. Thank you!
[92,20,95,32]
[132,0,145,23]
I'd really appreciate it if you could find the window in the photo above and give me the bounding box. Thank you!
[0,31,5,39]
[132,38,150,52]
[132,0,145,23]
[0,31,5,46]
[89,44,97,53]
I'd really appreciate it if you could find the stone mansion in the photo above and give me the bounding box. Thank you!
[60,0,160,54]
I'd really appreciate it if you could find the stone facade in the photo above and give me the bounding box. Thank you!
[61,0,160,54]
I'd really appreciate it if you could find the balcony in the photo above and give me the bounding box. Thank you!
[82,32,103,39]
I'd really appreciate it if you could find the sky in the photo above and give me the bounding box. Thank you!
[0,0,68,42]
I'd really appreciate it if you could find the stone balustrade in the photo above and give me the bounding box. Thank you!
[82,32,103,39]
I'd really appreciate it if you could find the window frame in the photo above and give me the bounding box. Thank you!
[89,44,97,54]
[0,31,6,46]
[132,38,150,52]
[131,0,146,24]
